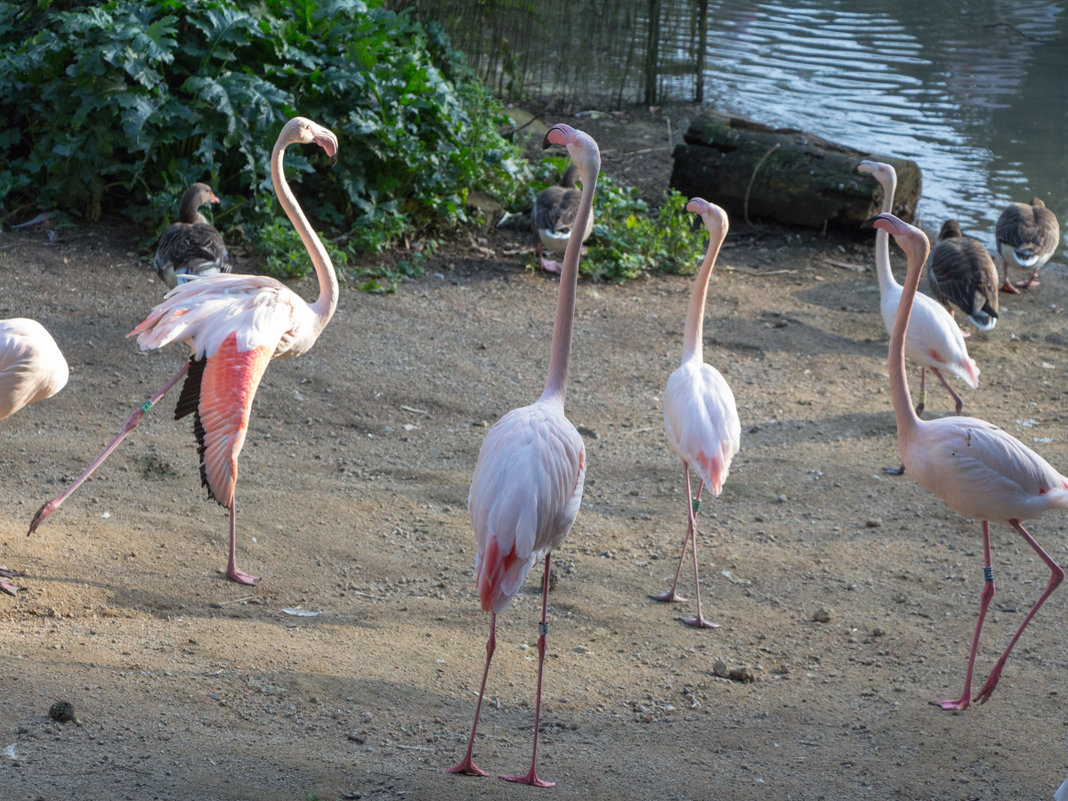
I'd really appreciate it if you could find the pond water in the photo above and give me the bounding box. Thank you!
[667,0,1067,245]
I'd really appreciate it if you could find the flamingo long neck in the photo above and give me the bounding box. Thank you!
[888,234,928,442]
[540,159,598,404]
[271,137,338,333]
[681,219,726,364]
[874,174,899,295]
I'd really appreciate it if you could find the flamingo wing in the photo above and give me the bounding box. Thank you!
[664,360,740,495]
[469,401,586,613]
[898,293,979,387]
[0,319,69,420]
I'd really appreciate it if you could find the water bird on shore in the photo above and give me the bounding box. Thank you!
[995,197,1060,293]
[498,163,593,273]
[448,124,597,787]
[874,211,1067,711]
[857,162,978,421]
[926,219,999,331]
[29,118,340,587]
[0,318,68,595]
[154,182,232,289]
[651,197,739,628]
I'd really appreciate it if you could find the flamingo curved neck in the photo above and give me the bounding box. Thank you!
[874,177,899,296]
[888,236,927,440]
[540,157,598,404]
[271,137,338,333]
[680,223,726,364]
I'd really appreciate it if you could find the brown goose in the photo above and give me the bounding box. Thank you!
[926,219,999,331]
[995,197,1060,293]
[497,165,594,273]
[154,183,232,289]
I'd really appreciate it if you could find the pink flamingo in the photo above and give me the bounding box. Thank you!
[857,161,978,418]
[447,124,597,787]
[651,198,739,629]
[0,318,68,595]
[872,211,1068,711]
[28,117,339,586]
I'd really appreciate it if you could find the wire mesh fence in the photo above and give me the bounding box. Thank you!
[394,0,711,110]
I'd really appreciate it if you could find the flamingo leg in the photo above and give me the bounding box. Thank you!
[0,566,22,596]
[224,496,258,585]
[973,519,1064,704]
[501,555,555,787]
[28,363,191,535]
[678,472,717,629]
[929,367,964,415]
[933,521,995,711]
[650,460,698,603]
[447,611,496,778]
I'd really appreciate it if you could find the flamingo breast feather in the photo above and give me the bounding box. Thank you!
[664,360,740,495]
[469,402,586,613]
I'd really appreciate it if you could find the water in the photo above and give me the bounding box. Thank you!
[666,0,1068,244]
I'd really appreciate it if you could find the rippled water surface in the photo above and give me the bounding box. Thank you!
[672,1,1068,242]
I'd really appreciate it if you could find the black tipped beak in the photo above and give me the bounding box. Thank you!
[860,214,881,229]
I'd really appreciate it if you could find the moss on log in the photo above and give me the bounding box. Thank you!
[670,110,922,236]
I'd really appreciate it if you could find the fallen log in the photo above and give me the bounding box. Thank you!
[670,110,922,236]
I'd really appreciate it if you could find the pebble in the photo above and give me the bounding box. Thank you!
[812,607,833,623]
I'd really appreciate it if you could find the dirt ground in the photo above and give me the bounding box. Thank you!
[2,106,1068,801]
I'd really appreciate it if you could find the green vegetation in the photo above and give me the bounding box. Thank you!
[0,0,528,285]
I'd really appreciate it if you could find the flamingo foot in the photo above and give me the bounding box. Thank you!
[28,499,60,535]
[1001,281,1021,295]
[446,756,488,777]
[679,615,719,629]
[226,565,259,585]
[500,770,555,788]
[930,696,970,711]
[883,464,906,476]
[649,589,688,603]
[973,665,1004,705]
[0,569,23,596]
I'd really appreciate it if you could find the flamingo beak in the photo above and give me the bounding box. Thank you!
[543,124,575,150]
[685,198,711,216]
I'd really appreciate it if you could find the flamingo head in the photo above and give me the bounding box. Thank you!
[543,123,601,176]
[868,212,930,264]
[856,160,897,199]
[280,117,339,162]
[685,197,729,236]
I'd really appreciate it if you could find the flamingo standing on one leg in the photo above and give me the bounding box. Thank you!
[447,123,597,787]
[28,117,339,586]
[0,318,68,595]
[650,198,739,629]
[856,161,979,419]
[871,211,1068,710]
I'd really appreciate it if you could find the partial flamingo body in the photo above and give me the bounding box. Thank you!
[448,124,597,787]
[653,198,739,628]
[857,161,979,420]
[927,218,999,331]
[872,212,1068,711]
[154,183,232,289]
[0,318,68,594]
[29,117,339,586]
[995,197,1060,293]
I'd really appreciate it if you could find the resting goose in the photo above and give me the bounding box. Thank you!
[154,183,232,289]
[995,197,1060,293]
[498,165,594,273]
[926,219,999,331]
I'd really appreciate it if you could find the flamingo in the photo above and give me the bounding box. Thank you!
[926,219,999,331]
[28,117,339,586]
[995,197,1060,293]
[872,211,1068,711]
[447,123,597,787]
[0,318,68,595]
[154,183,232,289]
[650,198,739,629]
[856,161,979,420]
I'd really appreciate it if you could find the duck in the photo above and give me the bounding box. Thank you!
[926,219,999,331]
[995,197,1060,293]
[154,183,232,289]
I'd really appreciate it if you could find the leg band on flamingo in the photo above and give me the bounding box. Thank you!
[692,497,701,514]
[539,621,550,636]
[984,566,994,582]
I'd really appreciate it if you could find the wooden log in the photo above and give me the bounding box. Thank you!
[670,110,922,236]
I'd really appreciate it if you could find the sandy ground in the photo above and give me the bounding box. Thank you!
[2,108,1068,800]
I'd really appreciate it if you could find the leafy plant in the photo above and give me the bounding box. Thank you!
[0,0,529,282]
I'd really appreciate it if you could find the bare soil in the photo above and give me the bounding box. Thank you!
[2,106,1068,800]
